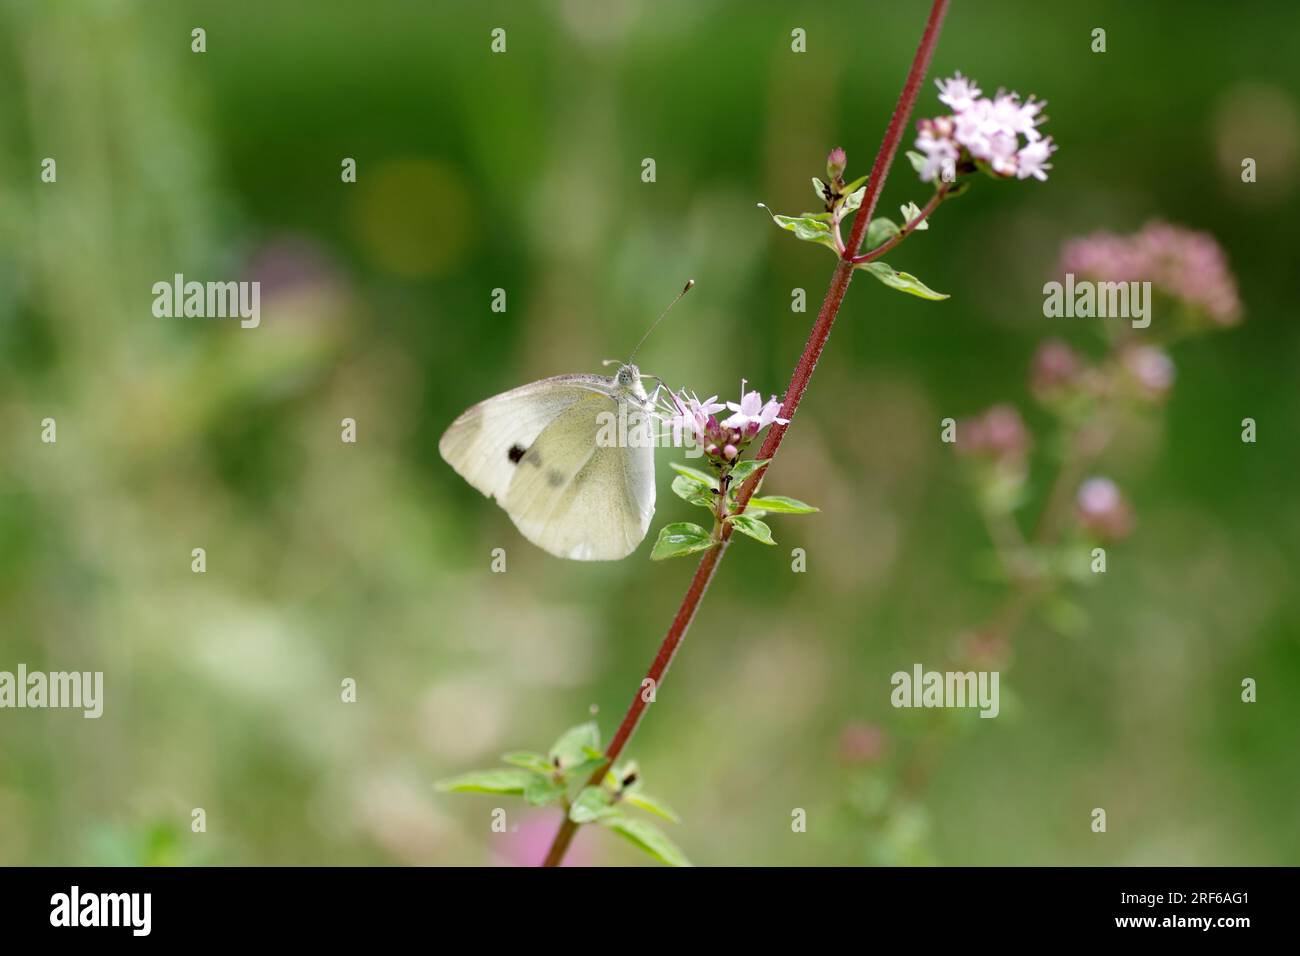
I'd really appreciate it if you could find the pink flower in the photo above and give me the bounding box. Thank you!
[1059,221,1242,326]
[936,71,982,113]
[1030,338,1084,398]
[1076,476,1135,540]
[1015,136,1056,181]
[915,73,1055,183]
[722,383,789,432]
[916,125,960,183]
[956,403,1031,460]
[665,390,725,444]
[1120,345,1176,400]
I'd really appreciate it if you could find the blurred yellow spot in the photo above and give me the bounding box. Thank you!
[350,158,474,277]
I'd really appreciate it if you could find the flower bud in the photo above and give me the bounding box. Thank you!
[1076,476,1135,540]
[1120,345,1175,401]
[838,722,887,766]
[1030,338,1083,399]
[826,146,847,182]
[953,630,1012,671]
[957,404,1030,461]
[723,443,739,460]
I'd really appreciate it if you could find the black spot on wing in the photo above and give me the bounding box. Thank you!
[508,444,526,464]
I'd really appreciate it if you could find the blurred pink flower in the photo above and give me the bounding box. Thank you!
[491,811,595,868]
[1076,476,1135,540]
[957,404,1031,461]
[1120,345,1176,400]
[1030,338,1085,398]
[838,722,888,766]
[1059,221,1242,326]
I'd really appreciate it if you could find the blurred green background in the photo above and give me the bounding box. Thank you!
[1,0,1297,866]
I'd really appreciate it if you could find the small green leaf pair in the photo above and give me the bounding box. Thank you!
[567,762,688,867]
[756,203,837,253]
[652,460,819,559]
[760,151,950,301]
[437,720,605,808]
[436,723,691,866]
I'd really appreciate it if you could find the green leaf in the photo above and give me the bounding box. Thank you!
[668,462,717,490]
[855,261,949,301]
[728,513,776,545]
[524,775,568,807]
[650,522,715,560]
[569,786,616,824]
[900,201,929,229]
[548,721,600,768]
[757,203,836,251]
[562,755,608,782]
[841,185,866,214]
[906,150,927,174]
[435,768,538,795]
[843,172,869,194]
[622,791,681,824]
[671,474,714,509]
[729,458,770,483]
[866,217,900,248]
[748,494,819,515]
[811,176,830,202]
[501,751,552,774]
[602,814,692,867]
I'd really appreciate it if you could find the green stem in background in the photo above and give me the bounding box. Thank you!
[896,409,1123,804]
[541,0,952,868]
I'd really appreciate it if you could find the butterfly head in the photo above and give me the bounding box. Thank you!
[614,363,644,395]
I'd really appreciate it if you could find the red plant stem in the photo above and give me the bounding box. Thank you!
[541,0,950,868]
[841,0,951,260]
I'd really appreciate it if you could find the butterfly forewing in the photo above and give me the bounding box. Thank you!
[505,394,655,560]
[439,373,657,560]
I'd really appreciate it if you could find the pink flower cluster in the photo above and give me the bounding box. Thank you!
[915,72,1056,183]
[1059,220,1242,326]
[665,382,788,463]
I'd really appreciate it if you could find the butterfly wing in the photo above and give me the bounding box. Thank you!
[504,394,656,560]
[438,375,607,501]
[439,375,656,560]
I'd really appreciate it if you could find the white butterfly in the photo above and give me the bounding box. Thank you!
[439,363,660,561]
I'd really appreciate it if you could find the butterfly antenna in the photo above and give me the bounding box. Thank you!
[628,279,694,363]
